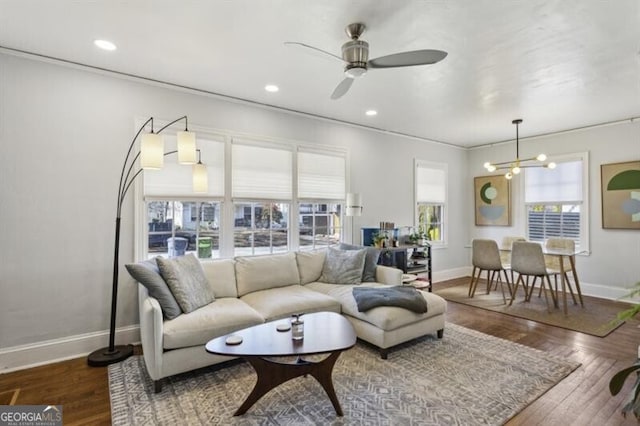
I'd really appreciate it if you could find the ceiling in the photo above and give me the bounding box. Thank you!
[1,0,638,147]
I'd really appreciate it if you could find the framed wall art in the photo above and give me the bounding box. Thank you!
[474,175,511,226]
[601,160,640,230]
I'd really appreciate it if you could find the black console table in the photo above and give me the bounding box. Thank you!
[377,244,432,291]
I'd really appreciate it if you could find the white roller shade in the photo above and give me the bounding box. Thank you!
[232,143,292,199]
[298,151,346,199]
[525,160,583,203]
[416,164,446,203]
[144,136,224,197]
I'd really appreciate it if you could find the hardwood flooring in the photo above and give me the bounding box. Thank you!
[1,277,638,425]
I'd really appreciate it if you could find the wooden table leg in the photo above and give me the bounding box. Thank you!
[235,351,345,416]
[559,255,568,315]
[568,255,584,307]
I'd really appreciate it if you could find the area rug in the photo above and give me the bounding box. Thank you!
[108,324,579,425]
[435,282,625,337]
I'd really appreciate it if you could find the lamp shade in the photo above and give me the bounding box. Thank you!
[177,130,197,164]
[140,133,164,169]
[345,192,362,217]
[192,162,208,193]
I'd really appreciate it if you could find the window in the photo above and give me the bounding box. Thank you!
[233,202,289,256]
[524,153,589,250]
[299,203,342,250]
[297,149,346,249]
[231,142,293,255]
[147,200,221,259]
[415,160,447,244]
[137,124,348,259]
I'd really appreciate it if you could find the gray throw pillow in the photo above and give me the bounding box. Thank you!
[125,259,182,320]
[156,254,215,313]
[319,247,367,285]
[339,243,381,282]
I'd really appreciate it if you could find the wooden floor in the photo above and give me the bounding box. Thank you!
[1,277,638,425]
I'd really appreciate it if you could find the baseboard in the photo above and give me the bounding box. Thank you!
[0,325,140,373]
[433,266,635,304]
[432,266,472,284]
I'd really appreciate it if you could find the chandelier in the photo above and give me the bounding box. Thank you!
[483,119,556,179]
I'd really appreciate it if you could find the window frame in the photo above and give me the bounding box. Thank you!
[414,159,448,247]
[297,201,344,251]
[134,121,349,260]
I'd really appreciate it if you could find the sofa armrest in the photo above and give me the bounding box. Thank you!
[138,284,164,381]
[375,265,403,285]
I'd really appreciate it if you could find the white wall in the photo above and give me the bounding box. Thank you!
[468,121,640,298]
[0,53,469,368]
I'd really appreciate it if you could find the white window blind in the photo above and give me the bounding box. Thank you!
[416,163,446,203]
[144,136,225,197]
[232,143,292,199]
[525,160,583,203]
[298,151,346,200]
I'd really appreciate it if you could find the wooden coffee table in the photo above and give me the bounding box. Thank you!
[205,311,356,416]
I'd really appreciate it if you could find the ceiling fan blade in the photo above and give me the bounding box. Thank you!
[368,49,448,69]
[284,42,344,62]
[331,78,354,100]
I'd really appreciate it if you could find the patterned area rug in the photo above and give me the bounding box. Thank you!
[435,283,625,337]
[109,324,579,425]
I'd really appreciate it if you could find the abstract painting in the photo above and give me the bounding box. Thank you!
[474,175,511,226]
[601,160,640,229]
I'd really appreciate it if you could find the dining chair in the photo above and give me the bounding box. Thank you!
[541,238,584,306]
[500,236,526,284]
[509,241,557,311]
[468,239,512,303]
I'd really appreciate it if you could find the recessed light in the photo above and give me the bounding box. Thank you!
[365,110,377,116]
[94,39,117,51]
[265,84,279,93]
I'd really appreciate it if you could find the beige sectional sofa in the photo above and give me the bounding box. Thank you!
[137,250,446,392]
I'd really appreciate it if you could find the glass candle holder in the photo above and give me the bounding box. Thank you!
[291,314,304,340]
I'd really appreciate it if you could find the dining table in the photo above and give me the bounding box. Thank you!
[501,244,585,315]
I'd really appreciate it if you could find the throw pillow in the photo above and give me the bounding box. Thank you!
[125,259,182,320]
[339,243,381,282]
[319,247,366,285]
[156,254,215,313]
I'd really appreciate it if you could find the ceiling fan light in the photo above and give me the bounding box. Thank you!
[537,153,547,162]
[345,67,367,78]
[547,162,557,169]
[512,166,521,174]
[487,165,496,172]
[505,172,513,180]
[483,162,491,169]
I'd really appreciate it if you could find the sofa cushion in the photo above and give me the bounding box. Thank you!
[305,282,446,331]
[201,258,237,298]
[235,252,300,297]
[319,247,366,284]
[339,243,381,282]
[157,254,215,313]
[240,285,341,322]
[162,298,264,349]
[296,250,327,284]
[126,259,182,320]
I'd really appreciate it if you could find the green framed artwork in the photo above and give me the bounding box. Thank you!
[601,160,640,229]
[474,175,511,226]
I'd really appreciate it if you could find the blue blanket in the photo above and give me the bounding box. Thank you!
[352,286,428,313]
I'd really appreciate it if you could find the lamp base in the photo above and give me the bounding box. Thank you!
[87,344,134,367]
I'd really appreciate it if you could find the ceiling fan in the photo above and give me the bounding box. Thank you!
[285,23,448,100]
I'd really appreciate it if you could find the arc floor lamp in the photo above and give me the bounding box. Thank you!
[87,116,207,366]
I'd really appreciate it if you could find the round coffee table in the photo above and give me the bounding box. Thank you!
[205,311,356,416]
